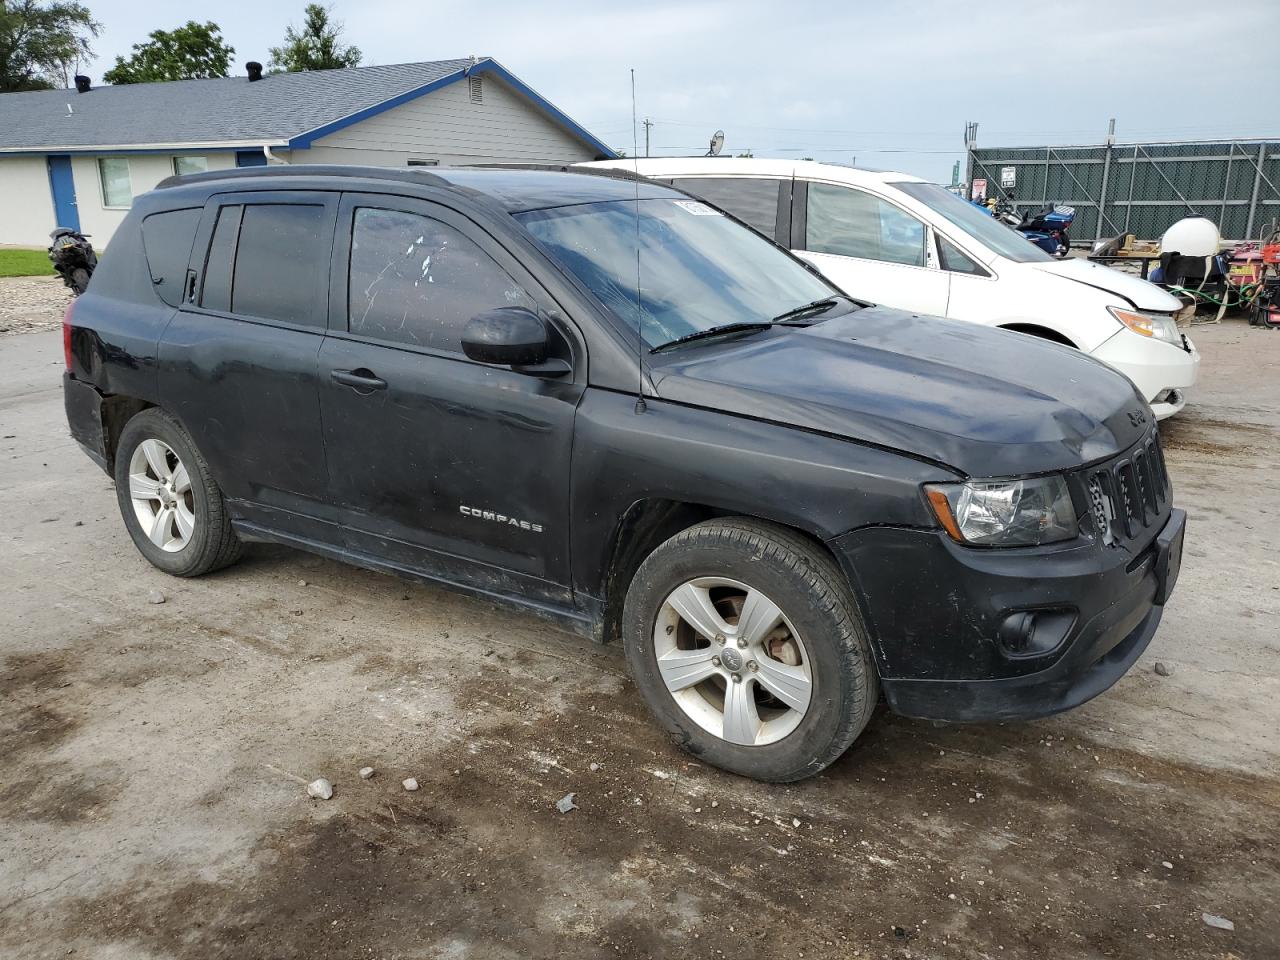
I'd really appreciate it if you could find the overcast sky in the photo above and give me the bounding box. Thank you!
[77,0,1279,181]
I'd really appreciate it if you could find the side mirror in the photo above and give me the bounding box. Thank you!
[462,307,549,367]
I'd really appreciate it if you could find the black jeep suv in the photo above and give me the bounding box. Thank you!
[63,165,1185,781]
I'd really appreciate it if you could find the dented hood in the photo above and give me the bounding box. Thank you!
[653,307,1151,477]
[1030,258,1182,312]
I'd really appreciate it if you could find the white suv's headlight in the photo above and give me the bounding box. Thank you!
[925,476,1078,546]
[1109,306,1181,346]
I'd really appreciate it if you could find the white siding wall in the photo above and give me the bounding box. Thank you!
[71,152,236,245]
[0,156,57,245]
[300,74,599,167]
[0,151,236,247]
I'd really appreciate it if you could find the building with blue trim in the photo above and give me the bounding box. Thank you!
[0,57,618,246]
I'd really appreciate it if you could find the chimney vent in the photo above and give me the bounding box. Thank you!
[246,62,263,82]
[73,75,91,93]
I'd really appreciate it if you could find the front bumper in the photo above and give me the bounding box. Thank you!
[830,508,1185,723]
[1090,327,1199,419]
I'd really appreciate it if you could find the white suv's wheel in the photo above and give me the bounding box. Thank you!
[623,518,878,782]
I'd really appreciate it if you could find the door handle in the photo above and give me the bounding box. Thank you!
[331,368,388,392]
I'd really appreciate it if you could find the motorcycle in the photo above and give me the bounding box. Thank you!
[1013,203,1075,259]
[48,228,97,296]
[972,195,1074,258]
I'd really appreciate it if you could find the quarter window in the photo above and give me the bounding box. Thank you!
[98,157,132,208]
[141,208,201,306]
[806,183,927,267]
[348,207,535,353]
[173,156,208,176]
[671,177,781,238]
[937,235,988,276]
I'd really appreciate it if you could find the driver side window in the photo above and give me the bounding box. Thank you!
[806,183,927,268]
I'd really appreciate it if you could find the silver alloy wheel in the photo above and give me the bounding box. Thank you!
[127,438,195,553]
[653,577,813,746]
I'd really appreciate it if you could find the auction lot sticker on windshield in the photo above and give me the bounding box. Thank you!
[672,200,722,216]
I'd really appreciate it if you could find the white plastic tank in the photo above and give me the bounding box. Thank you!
[1161,216,1220,257]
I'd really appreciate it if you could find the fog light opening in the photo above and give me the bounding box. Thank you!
[997,609,1076,659]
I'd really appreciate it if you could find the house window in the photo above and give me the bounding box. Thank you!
[98,157,133,208]
[173,156,208,176]
[469,76,483,103]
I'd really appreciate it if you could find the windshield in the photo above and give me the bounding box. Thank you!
[893,181,1054,264]
[515,198,841,349]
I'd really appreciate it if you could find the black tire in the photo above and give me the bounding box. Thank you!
[622,517,878,782]
[113,408,242,577]
[70,267,90,295]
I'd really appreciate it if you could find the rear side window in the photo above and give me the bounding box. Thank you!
[671,177,782,238]
[199,202,328,325]
[232,205,328,326]
[806,183,927,267]
[347,207,535,353]
[141,207,201,306]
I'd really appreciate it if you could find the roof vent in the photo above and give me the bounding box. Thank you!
[469,75,483,104]
[73,75,91,93]
[246,61,263,82]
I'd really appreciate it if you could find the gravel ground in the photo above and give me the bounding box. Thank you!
[0,276,71,336]
[1,309,1277,959]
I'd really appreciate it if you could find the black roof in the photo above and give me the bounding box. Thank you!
[157,164,681,213]
[433,167,677,212]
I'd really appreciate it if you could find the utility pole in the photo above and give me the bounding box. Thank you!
[642,118,653,158]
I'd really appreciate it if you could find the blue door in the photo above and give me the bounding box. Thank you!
[235,149,268,167]
[46,154,80,232]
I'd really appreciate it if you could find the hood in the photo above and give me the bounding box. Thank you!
[652,307,1152,477]
[1030,258,1182,312]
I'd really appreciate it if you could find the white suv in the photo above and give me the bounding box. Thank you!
[584,158,1199,419]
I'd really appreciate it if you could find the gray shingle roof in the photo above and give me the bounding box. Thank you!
[0,59,474,151]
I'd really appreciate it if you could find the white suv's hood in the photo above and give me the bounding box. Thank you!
[1031,258,1181,312]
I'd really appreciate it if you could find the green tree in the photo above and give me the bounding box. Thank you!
[0,0,99,92]
[102,20,233,84]
[268,4,360,72]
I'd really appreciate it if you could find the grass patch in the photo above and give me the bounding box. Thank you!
[0,248,55,278]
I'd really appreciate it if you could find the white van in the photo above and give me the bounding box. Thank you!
[583,158,1199,419]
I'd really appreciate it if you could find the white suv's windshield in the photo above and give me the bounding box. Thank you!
[894,181,1054,264]
[516,198,843,350]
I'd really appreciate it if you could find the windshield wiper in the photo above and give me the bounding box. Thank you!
[771,297,844,325]
[649,321,773,354]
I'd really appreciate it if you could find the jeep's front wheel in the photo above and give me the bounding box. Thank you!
[622,518,878,782]
[113,408,242,577]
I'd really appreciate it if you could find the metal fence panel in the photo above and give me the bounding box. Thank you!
[967,138,1280,243]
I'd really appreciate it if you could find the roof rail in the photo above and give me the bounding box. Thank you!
[461,162,659,185]
[156,163,450,191]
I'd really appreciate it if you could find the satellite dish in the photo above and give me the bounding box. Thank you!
[707,130,725,157]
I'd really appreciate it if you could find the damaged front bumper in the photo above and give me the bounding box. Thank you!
[830,508,1185,723]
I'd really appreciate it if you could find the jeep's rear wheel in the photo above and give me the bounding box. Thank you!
[623,518,878,782]
[114,409,242,577]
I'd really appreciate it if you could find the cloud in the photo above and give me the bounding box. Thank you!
[81,0,1280,180]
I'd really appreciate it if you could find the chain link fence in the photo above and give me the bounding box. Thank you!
[966,138,1280,244]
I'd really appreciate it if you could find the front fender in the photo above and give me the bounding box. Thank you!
[569,390,951,603]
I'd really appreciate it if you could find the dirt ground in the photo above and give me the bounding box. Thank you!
[0,276,70,336]
[2,292,1278,958]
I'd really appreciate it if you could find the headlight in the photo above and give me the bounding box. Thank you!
[925,476,1078,546]
[1109,306,1181,346]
